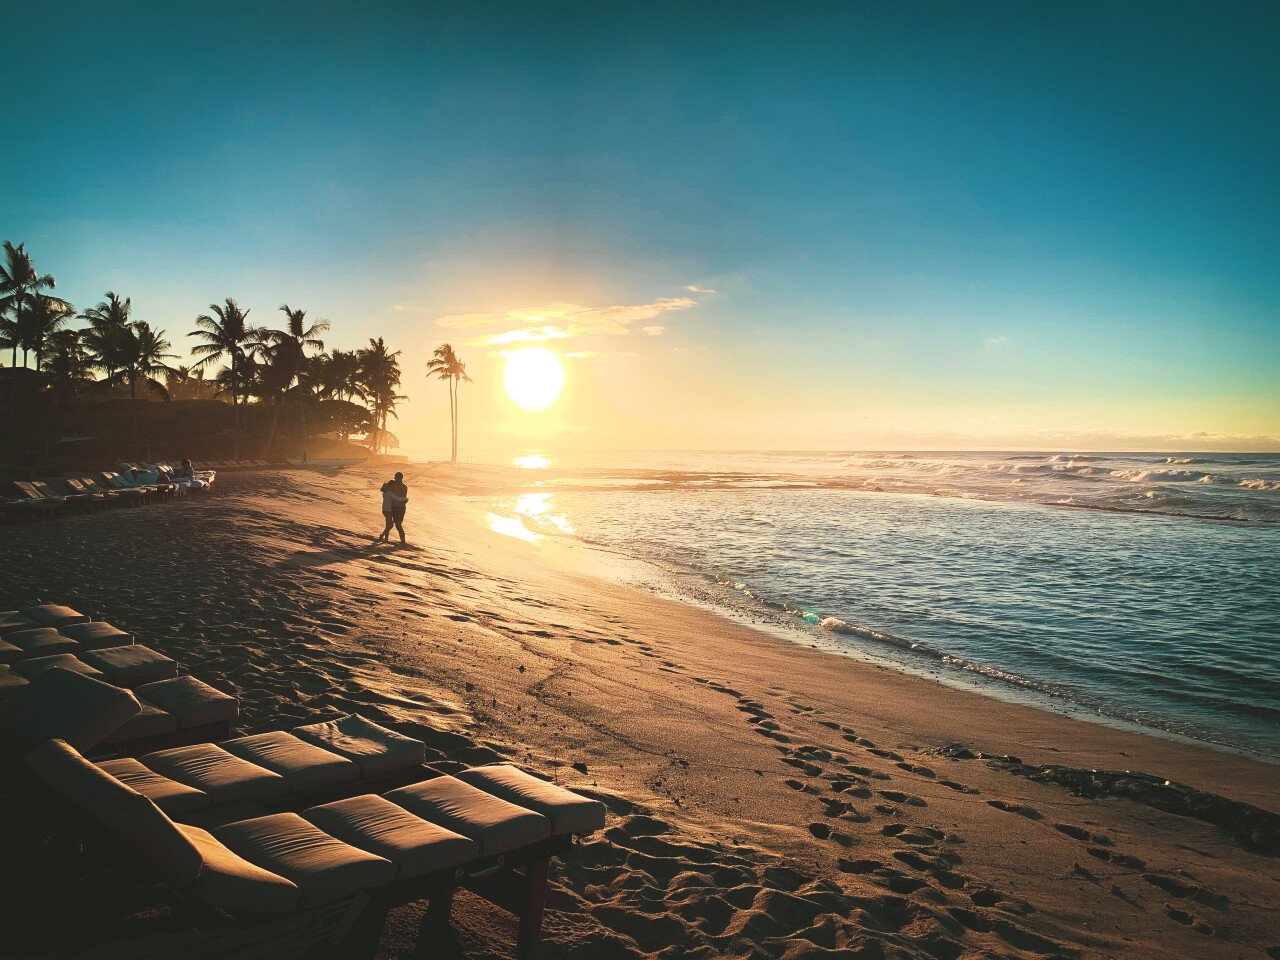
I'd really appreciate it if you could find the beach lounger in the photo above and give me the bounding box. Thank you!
[104,699,181,746]
[0,667,141,755]
[33,479,101,514]
[22,603,90,628]
[80,643,178,687]
[0,639,22,666]
[59,620,134,650]
[14,653,106,682]
[0,611,40,636]
[54,477,112,510]
[6,482,65,518]
[5,627,80,661]
[133,675,239,735]
[28,738,602,944]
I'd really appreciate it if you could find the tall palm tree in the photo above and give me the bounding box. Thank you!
[426,343,470,463]
[190,298,254,450]
[80,293,134,381]
[254,305,330,457]
[356,337,403,455]
[21,294,74,371]
[0,241,59,370]
[107,322,177,441]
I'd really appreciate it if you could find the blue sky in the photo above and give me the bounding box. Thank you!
[3,1,1277,451]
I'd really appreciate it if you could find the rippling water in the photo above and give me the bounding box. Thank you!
[478,451,1280,758]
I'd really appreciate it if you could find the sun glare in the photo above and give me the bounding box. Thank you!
[503,347,564,412]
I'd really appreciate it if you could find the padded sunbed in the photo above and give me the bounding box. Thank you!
[0,611,40,636]
[22,604,90,628]
[0,667,239,758]
[27,737,604,944]
[5,627,79,661]
[15,653,106,682]
[59,620,133,650]
[80,643,177,686]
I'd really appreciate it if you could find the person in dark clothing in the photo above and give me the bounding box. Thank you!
[378,472,408,544]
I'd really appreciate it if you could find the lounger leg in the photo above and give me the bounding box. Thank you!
[516,857,550,944]
[425,887,455,927]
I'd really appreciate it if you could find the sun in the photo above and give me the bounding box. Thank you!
[503,347,565,412]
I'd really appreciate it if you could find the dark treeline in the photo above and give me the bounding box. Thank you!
[0,241,405,472]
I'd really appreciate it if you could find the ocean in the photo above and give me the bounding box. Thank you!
[475,451,1280,760]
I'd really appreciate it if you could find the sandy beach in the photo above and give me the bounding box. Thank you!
[2,463,1278,960]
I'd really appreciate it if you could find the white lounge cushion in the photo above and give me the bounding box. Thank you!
[213,813,396,906]
[224,731,360,792]
[25,739,202,887]
[303,794,478,879]
[142,743,286,803]
[0,611,39,636]
[0,665,29,700]
[80,644,177,687]
[458,764,606,836]
[0,668,140,753]
[59,621,133,650]
[21,604,90,628]
[97,757,210,814]
[135,675,238,728]
[7,628,79,659]
[179,824,301,914]
[385,776,550,856]
[292,714,425,778]
[104,700,179,744]
[14,654,104,681]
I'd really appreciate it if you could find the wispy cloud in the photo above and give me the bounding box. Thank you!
[437,293,703,346]
[642,325,665,336]
[986,335,1010,345]
[564,350,638,360]
[686,284,716,294]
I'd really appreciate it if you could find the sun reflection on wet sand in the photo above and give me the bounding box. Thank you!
[513,454,551,469]
[486,512,541,542]
[514,492,574,533]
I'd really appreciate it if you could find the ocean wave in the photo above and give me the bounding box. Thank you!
[1239,477,1280,493]
[1110,468,1212,483]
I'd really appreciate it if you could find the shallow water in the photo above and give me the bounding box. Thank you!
[479,451,1280,758]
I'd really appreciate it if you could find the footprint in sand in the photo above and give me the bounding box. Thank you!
[987,799,1041,819]
[879,790,927,808]
[1054,822,1110,845]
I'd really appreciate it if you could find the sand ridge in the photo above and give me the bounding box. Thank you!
[1,465,1277,959]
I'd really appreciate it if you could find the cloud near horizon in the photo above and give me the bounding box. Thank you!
[435,292,706,348]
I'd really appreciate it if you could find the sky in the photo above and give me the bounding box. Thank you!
[3,0,1278,454]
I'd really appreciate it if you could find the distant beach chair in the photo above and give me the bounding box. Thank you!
[5,481,65,519]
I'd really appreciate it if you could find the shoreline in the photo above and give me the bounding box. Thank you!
[471,474,1279,764]
[3,463,1277,959]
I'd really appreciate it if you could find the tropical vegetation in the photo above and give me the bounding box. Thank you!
[0,241,412,469]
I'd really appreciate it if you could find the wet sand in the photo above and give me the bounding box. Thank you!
[2,464,1277,959]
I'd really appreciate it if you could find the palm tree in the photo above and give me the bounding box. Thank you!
[22,294,74,371]
[0,242,59,370]
[356,337,403,455]
[426,343,470,463]
[107,322,177,442]
[190,298,254,450]
[253,305,330,457]
[80,293,134,381]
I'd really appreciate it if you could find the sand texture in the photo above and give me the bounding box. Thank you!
[1,464,1278,959]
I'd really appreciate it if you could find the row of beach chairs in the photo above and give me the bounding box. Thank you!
[201,459,274,470]
[0,465,216,523]
[0,604,605,953]
[1,605,238,753]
